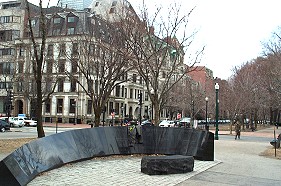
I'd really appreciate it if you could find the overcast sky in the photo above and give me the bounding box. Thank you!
[2,0,281,79]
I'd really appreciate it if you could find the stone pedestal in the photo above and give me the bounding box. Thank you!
[141,155,194,175]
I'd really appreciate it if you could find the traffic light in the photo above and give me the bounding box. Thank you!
[138,93,142,105]
[10,91,13,102]
[8,91,13,104]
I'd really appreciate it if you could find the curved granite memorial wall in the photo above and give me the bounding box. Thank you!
[0,126,214,186]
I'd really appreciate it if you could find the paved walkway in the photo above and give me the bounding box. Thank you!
[29,158,220,186]
[27,126,281,186]
[1,125,280,185]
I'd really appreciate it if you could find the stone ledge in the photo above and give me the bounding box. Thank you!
[141,155,194,175]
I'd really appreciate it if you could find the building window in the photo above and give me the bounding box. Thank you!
[72,59,77,73]
[59,43,65,56]
[17,82,23,92]
[30,19,36,27]
[139,77,142,84]
[45,78,52,92]
[0,48,14,56]
[53,17,61,24]
[2,16,11,23]
[135,89,138,99]
[72,43,78,56]
[47,44,53,56]
[70,79,76,92]
[67,17,75,23]
[115,85,120,97]
[18,62,24,73]
[19,46,24,57]
[87,100,92,114]
[57,78,64,92]
[109,102,113,113]
[115,103,119,115]
[58,59,65,72]
[94,80,98,94]
[121,86,124,97]
[45,98,51,113]
[0,62,14,74]
[129,88,133,99]
[69,99,76,113]
[88,79,93,92]
[95,2,99,7]
[67,27,75,35]
[53,28,61,36]
[57,98,63,113]
[145,92,148,101]
[132,74,137,83]
[124,88,127,98]
[46,60,53,73]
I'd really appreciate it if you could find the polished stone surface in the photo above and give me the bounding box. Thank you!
[141,155,194,175]
[0,127,213,186]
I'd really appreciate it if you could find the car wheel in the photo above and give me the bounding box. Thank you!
[0,127,5,132]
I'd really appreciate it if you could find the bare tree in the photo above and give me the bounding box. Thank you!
[24,0,58,137]
[118,2,204,125]
[64,15,132,127]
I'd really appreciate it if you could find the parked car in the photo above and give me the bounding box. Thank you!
[178,117,191,127]
[0,117,14,125]
[0,119,10,132]
[10,117,25,127]
[159,120,175,127]
[24,118,37,127]
[141,120,154,126]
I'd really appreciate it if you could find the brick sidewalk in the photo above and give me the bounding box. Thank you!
[28,158,220,186]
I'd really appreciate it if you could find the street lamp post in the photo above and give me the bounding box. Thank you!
[74,99,77,125]
[102,106,106,127]
[191,100,194,128]
[121,106,124,126]
[215,83,219,140]
[205,97,209,131]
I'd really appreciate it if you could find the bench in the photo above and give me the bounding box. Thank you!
[141,155,194,175]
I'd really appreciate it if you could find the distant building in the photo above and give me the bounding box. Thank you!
[0,0,186,124]
[59,0,93,10]
[90,0,135,22]
[188,66,214,95]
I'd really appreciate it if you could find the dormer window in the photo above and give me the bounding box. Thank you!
[67,17,75,23]
[109,7,115,13]
[31,19,36,27]
[54,18,61,24]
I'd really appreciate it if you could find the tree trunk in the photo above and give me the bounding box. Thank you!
[36,79,45,138]
[94,109,101,127]
[153,101,160,126]
[229,121,232,134]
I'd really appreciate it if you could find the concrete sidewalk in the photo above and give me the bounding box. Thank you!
[43,122,91,128]
[178,127,281,186]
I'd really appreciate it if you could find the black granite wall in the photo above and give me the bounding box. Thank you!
[0,127,214,186]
